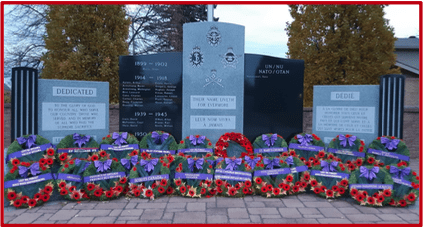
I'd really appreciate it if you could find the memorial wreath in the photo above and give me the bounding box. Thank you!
[83,153,127,201]
[214,132,253,158]
[252,133,288,157]
[253,155,310,197]
[55,158,91,201]
[288,133,326,167]
[177,135,214,157]
[172,155,216,198]
[386,164,419,207]
[349,165,394,207]
[309,160,350,199]
[7,135,55,168]
[213,157,254,197]
[139,131,178,158]
[56,133,99,160]
[366,135,410,168]
[327,134,366,171]
[99,132,140,160]
[5,160,54,208]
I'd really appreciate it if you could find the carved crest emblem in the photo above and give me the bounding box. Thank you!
[189,46,204,67]
[206,26,221,47]
[220,48,241,68]
[203,69,223,88]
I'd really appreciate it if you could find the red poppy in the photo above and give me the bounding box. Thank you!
[64,164,69,168]
[217,187,223,193]
[133,189,141,197]
[69,186,76,192]
[34,193,42,200]
[41,194,50,202]
[152,183,157,189]
[348,163,356,171]
[104,190,113,198]
[399,199,407,207]
[261,186,268,193]
[44,185,53,194]
[266,184,273,191]
[301,182,307,188]
[112,158,118,162]
[28,199,37,207]
[318,151,325,158]
[385,165,390,170]
[389,199,395,205]
[85,183,95,192]
[372,192,379,198]
[46,158,54,165]
[12,159,20,166]
[332,185,339,191]
[242,187,249,194]
[7,191,17,200]
[21,196,29,203]
[245,180,252,187]
[407,193,416,202]
[355,159,363,166]
[160,179,167,186]
[377,195,385,203]
[118,177,127,184]
[360,140,365,146]
[166,186,174,194]
[47,148,55,156]
[338,187,345,195]
[99,150,107,157]
[228,188,237,196]
[286,175,293,182]
[255,178,262,184]
[412,171,417,176]
[367,157,375,164]
[310,180,318,187]
[313,159,320,166]
[313,187,321,194]
[188,190,196,197]
[356,194,365,202]
[174,179,182,187]
[72,192,81,200]
[278,183,285,188]
[304,174,310,181]
[320,185,327,191]
[199,188,206,195]
[114,185,123,193]
[283,184,290,191]
[359,147,364,152]
[180,186,187,194]
[340,179,349,187]
[367,196,375,204]
[273,188,280,196]
[326,190,334,197]
[382,189,391,197]
[293,185,300,193]
[94,189,103,197]
[91,155,99,161]
[167,155,174,162]
[289,151,296,156]
[13,199,22,208]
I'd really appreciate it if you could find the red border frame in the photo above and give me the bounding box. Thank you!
[1,1,422,226]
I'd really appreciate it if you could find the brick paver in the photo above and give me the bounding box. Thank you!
[3,159,420,224]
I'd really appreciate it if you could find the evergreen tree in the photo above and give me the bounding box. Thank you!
[286,5,400,107]
[41,5,130,103]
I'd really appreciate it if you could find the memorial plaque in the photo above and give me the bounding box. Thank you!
[182,22,245,143]
[119,53,182,140]
[37,79,109,144]
[312,85,379,146]
[244,54,304,142]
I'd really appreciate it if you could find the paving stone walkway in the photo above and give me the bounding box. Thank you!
[4,159,420,224]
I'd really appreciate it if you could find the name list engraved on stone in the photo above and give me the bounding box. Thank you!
[53,86,97,97]
[330,92,360,101]
[190,95,236,109]
[190,115,236,130]
[315,106,375,133]
[42,102,106,131]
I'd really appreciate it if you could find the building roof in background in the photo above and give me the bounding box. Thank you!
[394,37,419,76]
[4,83,11,91]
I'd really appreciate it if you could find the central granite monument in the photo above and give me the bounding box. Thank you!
[182,22,245,143]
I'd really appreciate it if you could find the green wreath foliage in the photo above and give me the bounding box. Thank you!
[56,133,99,160]
[327,134,366,171]
[177,135,214,157]
[213,157,254,197]
[288,133,325,165]
[139,131,178,158]
[366,135,410,167]
[309,160,350,199]
[385,164,419,207]
[348,165,394,207]
[252,133,288,157]
[127,154,174,199]
[7,135,55,169]
[100,132,140,160]
[83,154,127,201]
[4,161,54,209]
[172,155,216,198]
[252,155,310,198]
[56,158,91,201]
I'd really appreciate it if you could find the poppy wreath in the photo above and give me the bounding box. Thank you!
[127,154,173,200]
[56,133,99,160]
[139,131,178,158]
[309,160,350,199]
[288,133,325,167]
[252,133,288,157]
[55,158,92,201]
[172,155,216,198]
[5,160,54,209]
[214,132,253,158]
[348,165,394,206]
[327,134,366,171]
[366,135,410,168]
[99,132,140,160]
[385,164,419,207]
[177,135,214,157]
[83,154,127,201]
[252,155,310,197]
[6,134,56,169]
[213,157,254,197]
